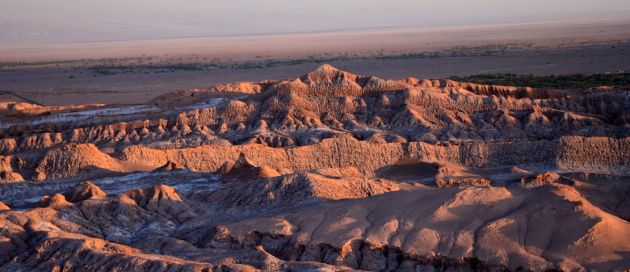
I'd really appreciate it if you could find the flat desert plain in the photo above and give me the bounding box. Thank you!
[1,16,629,105]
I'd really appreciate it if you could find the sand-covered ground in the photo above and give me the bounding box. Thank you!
[1,17,630,105]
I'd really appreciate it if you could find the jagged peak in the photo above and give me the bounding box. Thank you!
[233,153,256,169]
[219,153,280,180]
[314,64,340,73]
[531,104,543,113]
[154,160,185,172]
[150,184,183,202]
[39,193,71,208]
[300,64,358,84]
[65,181,107,202]
[0,201,9,211]
[122,184,183,206]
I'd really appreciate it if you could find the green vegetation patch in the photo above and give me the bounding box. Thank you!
[449,73,630,89]
[89,63,207,75]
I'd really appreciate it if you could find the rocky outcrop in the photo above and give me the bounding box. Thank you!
[64,181,107,202]
[39,193,72,208]
[153,160,185,172]
[203,167,399,210]
[195,185,630,271]
[5,180,628,271]
[219,153,281,181]
[1,65,628,157]
[118,135,629,176]
[1,65,629,271]
[0,171,23,183]
[32,143,130,181]
[435,177,491,188]
[11,133,627,183]
[221,232,506,271]
[557,136,630,174]
[0,231,219,272]
[0,155,23,184]
[120,185,196,223]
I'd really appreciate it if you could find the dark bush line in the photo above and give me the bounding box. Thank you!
[449,73,630,89]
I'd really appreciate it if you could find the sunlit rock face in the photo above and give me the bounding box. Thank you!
[1,65,629,271]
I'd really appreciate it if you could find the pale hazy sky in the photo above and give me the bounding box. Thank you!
[1,0,630,44]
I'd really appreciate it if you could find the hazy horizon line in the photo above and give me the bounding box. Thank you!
[2,12,630,47]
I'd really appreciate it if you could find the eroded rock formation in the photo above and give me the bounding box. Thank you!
[0,65,629,271]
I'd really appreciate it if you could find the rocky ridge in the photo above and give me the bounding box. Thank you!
[0,65,629,271]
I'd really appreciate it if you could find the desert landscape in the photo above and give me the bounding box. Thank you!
[1,17,630,106]
[0,63,629,271]
[1,2,630,271]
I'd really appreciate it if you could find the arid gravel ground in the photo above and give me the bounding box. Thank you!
[1,18,629,106]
